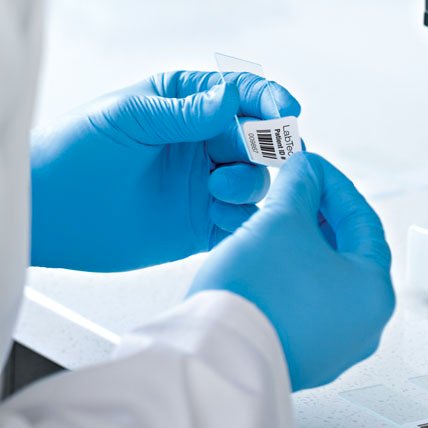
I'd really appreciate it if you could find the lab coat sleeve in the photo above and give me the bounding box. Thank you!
[0,291,294,427]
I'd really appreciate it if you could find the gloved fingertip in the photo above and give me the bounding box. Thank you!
[177,83,239,143]
[207,81,226,95]
[269,81,301,118]
[209,163,270,205]
[207,82,239,107]
[198,82,239,137]
[268,151,323,218]
[221,82,240,113]
[209,169,232,198]
[300,152,327,183]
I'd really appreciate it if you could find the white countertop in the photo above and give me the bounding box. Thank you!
[16,255,205,369]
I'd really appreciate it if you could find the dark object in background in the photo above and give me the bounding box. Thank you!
[425,0,428,26]
[1,342,64,400]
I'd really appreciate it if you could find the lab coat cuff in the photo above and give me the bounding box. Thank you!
[185,290,290,375]
[116,290,292,391]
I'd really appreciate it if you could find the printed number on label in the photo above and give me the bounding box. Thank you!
[242,116,302,168]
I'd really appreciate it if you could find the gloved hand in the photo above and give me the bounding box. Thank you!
[187,153,395,391]
[31,71,300,272]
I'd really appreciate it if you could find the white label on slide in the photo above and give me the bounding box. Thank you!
[241,116,302,168]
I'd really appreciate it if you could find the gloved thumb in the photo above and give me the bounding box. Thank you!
[135,82,240,144]
[267,152,391,269]
[265,152,322,223]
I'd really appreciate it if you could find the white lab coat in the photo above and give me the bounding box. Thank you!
[0,1,294,426]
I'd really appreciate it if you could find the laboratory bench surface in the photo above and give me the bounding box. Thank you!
[8,187,428,426]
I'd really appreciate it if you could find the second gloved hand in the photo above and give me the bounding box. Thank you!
[188,153,395,391]
[31,71,300,271]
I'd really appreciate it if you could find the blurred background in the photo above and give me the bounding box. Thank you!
[35,0,428,185]
[27,0,428,333]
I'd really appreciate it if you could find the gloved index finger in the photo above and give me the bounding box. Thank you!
[153,65,303,167]
[215,54,302,167]
[311,154,391,270]
[216,52,301,119]
[155,70,301,120]
[216,53,277,119]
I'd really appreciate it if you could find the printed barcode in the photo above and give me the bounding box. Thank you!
[256,129,277,160]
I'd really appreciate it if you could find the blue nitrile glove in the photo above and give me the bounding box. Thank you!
[188,152,395,391]
[31,71,300,272]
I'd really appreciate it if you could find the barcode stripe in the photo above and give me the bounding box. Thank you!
[256,129,277,160]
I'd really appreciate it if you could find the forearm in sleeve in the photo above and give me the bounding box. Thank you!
[0,291,294,427]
